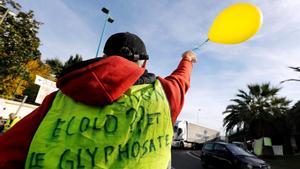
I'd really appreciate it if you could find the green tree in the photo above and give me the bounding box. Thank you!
[0,10,41,72]
[46,54,83,78]
[63,54,83,69]
[223,83,290,139]
[0,1,43,98]
[1,59,52,100]
[0,0,21,11]
[45,58,64,77]
[22,59,52,103]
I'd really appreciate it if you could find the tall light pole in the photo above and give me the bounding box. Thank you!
[95,7,114,58]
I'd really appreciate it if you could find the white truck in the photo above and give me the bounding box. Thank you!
[172,120,219,149]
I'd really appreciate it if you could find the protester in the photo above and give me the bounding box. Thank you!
[0,116,5,134]
[0,32,197,168]
[2,113,20,133]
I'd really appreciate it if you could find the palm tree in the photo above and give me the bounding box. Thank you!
[223,89,251,133]
[281,66,300,83]
[223,83,290,139]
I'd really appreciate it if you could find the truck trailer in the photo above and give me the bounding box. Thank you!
[172,121,219,149]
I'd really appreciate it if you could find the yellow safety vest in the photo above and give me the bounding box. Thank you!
[25,80,173,169]
[3,117,20,132]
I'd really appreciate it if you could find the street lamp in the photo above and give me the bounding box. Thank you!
[95,7,114,58]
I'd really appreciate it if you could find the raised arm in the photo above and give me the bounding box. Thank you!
[158,51,197,123]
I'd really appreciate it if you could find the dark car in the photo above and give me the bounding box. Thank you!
[201,142,271,169]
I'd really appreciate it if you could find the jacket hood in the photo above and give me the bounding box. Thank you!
[56,56,145,106]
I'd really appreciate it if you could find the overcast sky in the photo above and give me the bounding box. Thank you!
[18,0,300,132]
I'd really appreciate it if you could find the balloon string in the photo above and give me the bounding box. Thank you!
[192,39,209,52]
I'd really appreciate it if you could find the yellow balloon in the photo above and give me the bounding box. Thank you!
[208,2,263,44]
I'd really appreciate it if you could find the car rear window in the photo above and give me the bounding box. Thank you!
[203,143,213,151]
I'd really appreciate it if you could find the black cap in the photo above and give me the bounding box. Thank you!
[103,32,149,61]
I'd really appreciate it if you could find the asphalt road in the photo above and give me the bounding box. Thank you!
[171,149,204,169]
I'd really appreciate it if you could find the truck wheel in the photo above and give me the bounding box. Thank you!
[180,142,184,149]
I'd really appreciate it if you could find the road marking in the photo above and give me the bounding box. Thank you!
[187,151,202,160]
[171,166,176,169]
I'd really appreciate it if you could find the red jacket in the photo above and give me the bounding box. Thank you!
[0,56,193,168]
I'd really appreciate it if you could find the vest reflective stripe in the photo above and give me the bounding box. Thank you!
[25,80,173,169]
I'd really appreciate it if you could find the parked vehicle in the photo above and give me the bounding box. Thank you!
[201,142,271,169]
[172,121,219,149]
[232,141,247,150]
